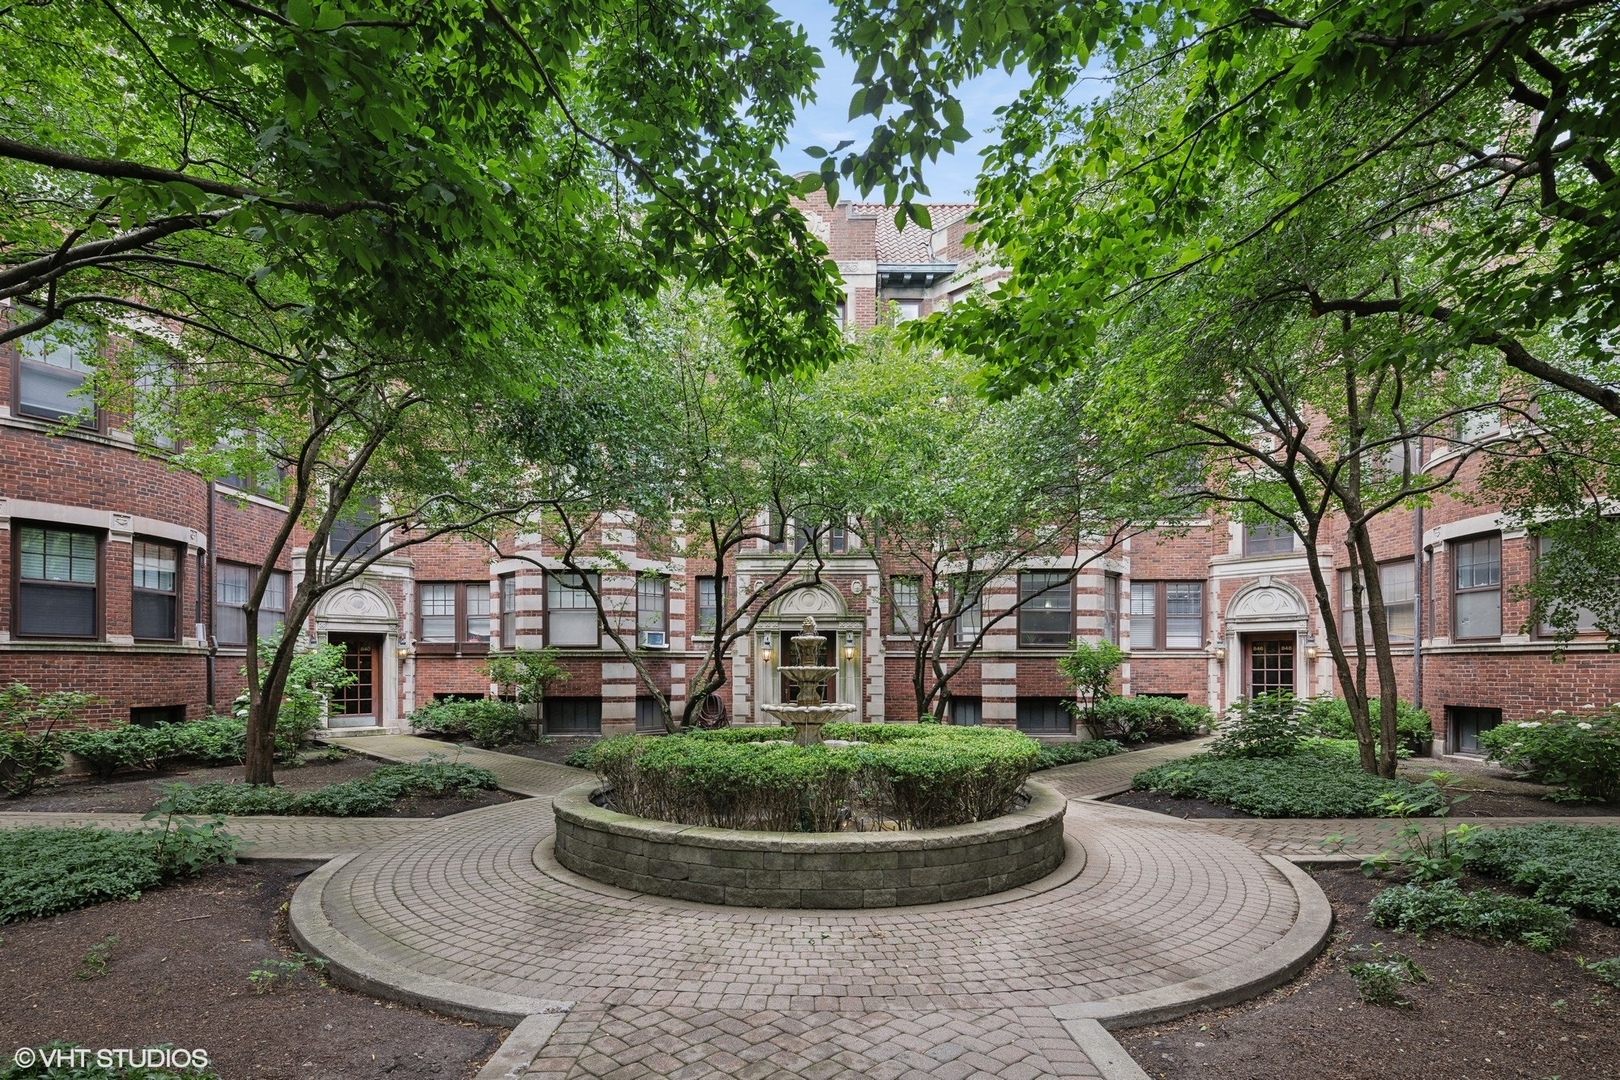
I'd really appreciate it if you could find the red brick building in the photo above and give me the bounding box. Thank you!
[5,195,1616,754]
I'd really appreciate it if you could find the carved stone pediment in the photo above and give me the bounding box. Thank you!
[317,585,397,625]
[1227,583,1306,623]
[773,586,843,619]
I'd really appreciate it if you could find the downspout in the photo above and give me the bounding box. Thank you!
[206,479,216,711]
[1412,439,1426,753]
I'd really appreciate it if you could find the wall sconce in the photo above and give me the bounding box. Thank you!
[843,631,857,662]
[1207,641,1227,662]
[1305,638,1320,661]
[396,644,411,659]
[760,631,774,664]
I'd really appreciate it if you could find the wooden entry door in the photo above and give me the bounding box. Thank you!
[1246,637,1296,698]
[329,633,382,727]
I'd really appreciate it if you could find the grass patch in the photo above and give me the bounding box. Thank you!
[1368,879,1574,951]
[160,762,498,816]
[1464,823,1620,924]
[1131,749,1436,817]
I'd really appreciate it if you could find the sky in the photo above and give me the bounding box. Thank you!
[777,2,1035,203]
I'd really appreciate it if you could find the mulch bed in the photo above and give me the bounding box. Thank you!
[1118,867,1620,1080]
[0,861,502,1078]
[8,755,520,818]
[1108,787,1620,819]
[484,737,602,766]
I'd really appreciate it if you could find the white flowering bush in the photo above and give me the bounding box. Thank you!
[1481,707,1620,803]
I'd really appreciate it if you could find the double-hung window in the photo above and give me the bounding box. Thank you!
[1130,581,1204,650]
[1102,572,1121,645]
[328,495,381,559]
[696,576,719,636]
[418,582,491,650]
[1535,537,1600,637]
[890,576,921,634]
[637,576,669,647]
[16,525,99,637]
[1244,522,1295,556]
[954,585,982,646]
[15,320,97,428]
[546,572,599,647]
[214,562,289,647]
[500,575,518,649]
[1453,535,1502,639]
[1338,562,1415,644]
[1018,571,1072,647]
[132,540,179,641]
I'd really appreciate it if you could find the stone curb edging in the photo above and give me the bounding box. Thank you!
[473,1014,566,1080]
[287,854,574,1026]
[1058,1018,1153,1080]
[1050,854,1333,1030]
[552,780,1069,909]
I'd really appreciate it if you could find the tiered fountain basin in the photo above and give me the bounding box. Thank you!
[551,777,1067,908]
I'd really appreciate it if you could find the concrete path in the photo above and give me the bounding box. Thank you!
[1037,739,1211,799]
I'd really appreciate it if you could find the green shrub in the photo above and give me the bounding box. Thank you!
[1480,711,1620,803]
[1133,753,1436,817]
[589,726,1041,831]
[563,745,595,769]
[1209,692,1310,759]
[1303,697,1434,752]
[682,726,796,744]
[1,683,97,797]
[1463,823,1620,924]
[0,823,236,924]
[1034,740,1126,769]
[161,762,498,817]
[231,639,355,761]
[1369,879,1573,951]
[165,716,247,764]
[1089,697,1209,743]
[409,699,525,748]
[60,724,179,780]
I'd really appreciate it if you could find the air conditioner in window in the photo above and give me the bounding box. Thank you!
[639,630,668,649]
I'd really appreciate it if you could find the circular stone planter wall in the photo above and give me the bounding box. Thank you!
[551,780,1068,909]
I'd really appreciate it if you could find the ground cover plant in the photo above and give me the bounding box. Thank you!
[0,1043,219,1079]
[1303,697,1433,755]
[1133,749,1441,818]
[1481,711,1620,803]
[159,762,498,817]
[0,817,236,924]
[1368,879,1574,952]
[407,699,525,748]
[589,724,1040,831]
[1464,824,1620,924]
[1034,740,1125,770]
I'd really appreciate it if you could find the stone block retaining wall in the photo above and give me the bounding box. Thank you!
[551,780,1068,908]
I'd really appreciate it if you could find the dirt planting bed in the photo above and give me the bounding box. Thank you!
[1118,867,1620,1080]
[0,861,502,1078]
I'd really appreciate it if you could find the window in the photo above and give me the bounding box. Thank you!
[1339,562,1415,644]
[420,584,458,643]
[1244,521,1295,556]
[418,582,490,648]
[954,586,982,646]
[130,705,186,727]
[636,697,665,732]
[1130,581,1204,650]
[215,563,288,647]
[828,524,848,553]
[696,576,719,636]
[15,319,97,428]
[893,299,922,323]
[891,576,920,634]
[547,698,601,734]
[132,540,179,641]
[1019,571,1072,647]
[16,525,98,637]
[638,576,668,647]
[1102,572,1121,645]
[328,495,381,559]
[1449,705,1502,755]
[1536,537,1600,637]
[951,698,983,727]
[546,571,599,647]
[834,299,848,330]
[500,575,517,649]
[1453,535,1501,639]
[1016,698,1072,734]
[1459,411,1501,442]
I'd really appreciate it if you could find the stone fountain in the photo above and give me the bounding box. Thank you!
[761,616,856,746]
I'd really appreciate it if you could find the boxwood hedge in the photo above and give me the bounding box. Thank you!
[588,724,1040,831]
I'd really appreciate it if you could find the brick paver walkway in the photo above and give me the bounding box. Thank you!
[330,733,585,797]
[0,810,425,859]
[1037,740,1212,800]
[520,1004,1103,1079]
